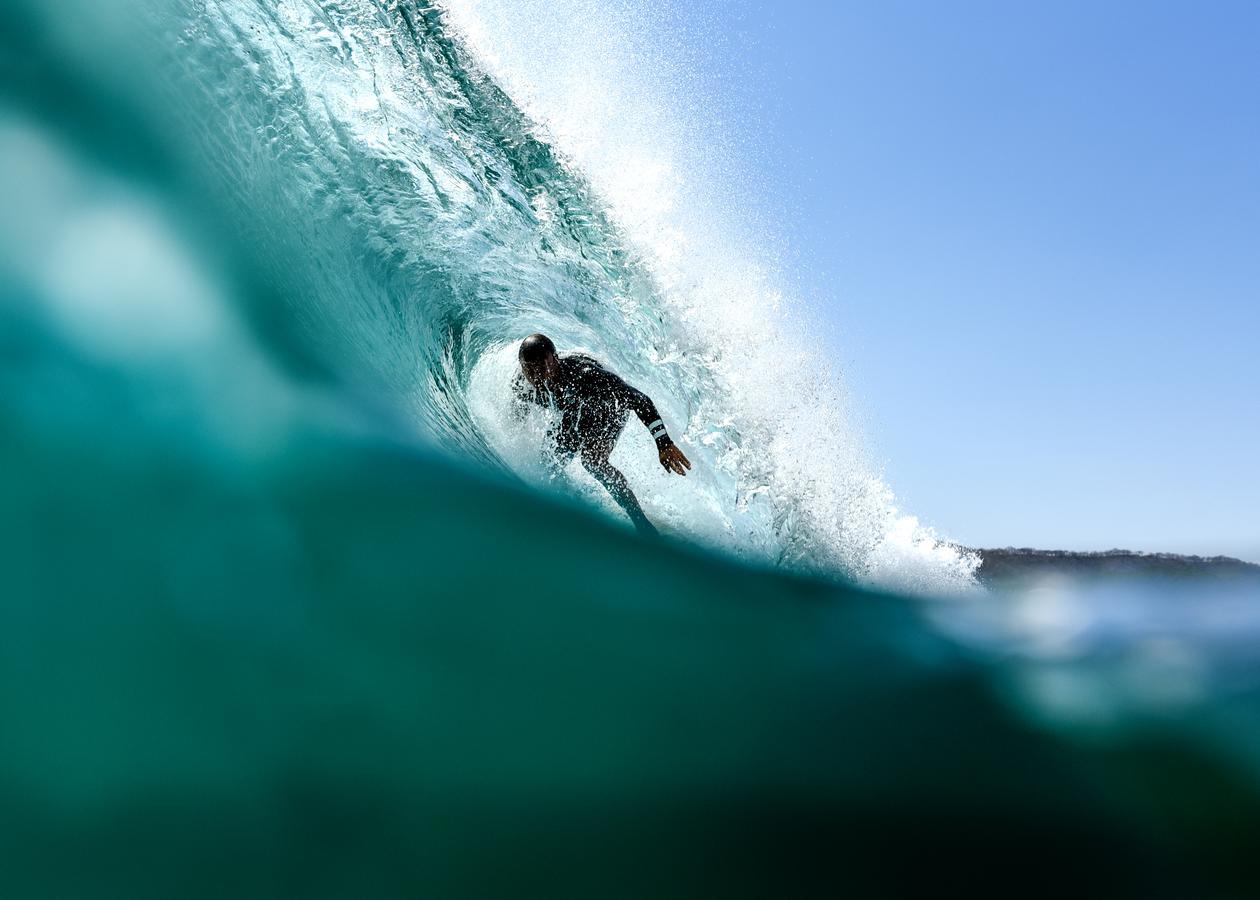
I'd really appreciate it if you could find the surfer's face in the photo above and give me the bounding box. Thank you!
[522,352,559,387]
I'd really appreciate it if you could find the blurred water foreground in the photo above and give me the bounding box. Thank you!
[3,0,1260,897]
[7,423,1260,900]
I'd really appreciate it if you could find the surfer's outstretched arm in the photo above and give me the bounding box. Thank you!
[592,367,692,476]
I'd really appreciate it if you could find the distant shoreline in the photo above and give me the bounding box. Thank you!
[971,547,1260,589]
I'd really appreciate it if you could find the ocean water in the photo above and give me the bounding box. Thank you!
[2,1,1259,896]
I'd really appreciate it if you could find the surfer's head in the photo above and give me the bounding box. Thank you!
[519,333,560,386]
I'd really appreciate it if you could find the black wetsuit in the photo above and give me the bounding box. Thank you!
[512,354,673,533]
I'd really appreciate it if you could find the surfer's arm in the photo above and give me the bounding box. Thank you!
[510,373,540,421]
[601,369,692,476]
[539,410,580,480]
[511,373,574,477]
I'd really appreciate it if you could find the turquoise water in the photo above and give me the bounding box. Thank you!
[2,1,1259,896]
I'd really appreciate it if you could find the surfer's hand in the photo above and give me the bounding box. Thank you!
[659,442,691,476]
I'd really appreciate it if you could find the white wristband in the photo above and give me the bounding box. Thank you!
[648,419,669,442]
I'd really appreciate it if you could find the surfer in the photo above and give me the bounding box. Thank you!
[512,333,690,535]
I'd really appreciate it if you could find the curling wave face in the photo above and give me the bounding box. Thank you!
[0,0,975,592]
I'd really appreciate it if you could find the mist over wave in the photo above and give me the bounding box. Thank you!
[446,0,980,589]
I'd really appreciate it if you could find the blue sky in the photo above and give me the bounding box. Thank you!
[680,0,1259,559]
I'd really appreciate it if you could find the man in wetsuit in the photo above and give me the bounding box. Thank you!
[512,333,691,535]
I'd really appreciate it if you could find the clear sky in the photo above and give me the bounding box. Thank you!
[677,0,1259,560]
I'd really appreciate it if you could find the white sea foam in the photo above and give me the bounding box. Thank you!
[447,0,979,592]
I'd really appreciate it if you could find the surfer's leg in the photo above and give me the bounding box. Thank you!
[581,441,657,536]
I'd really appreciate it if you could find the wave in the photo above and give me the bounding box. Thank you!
[2,0,976,593]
